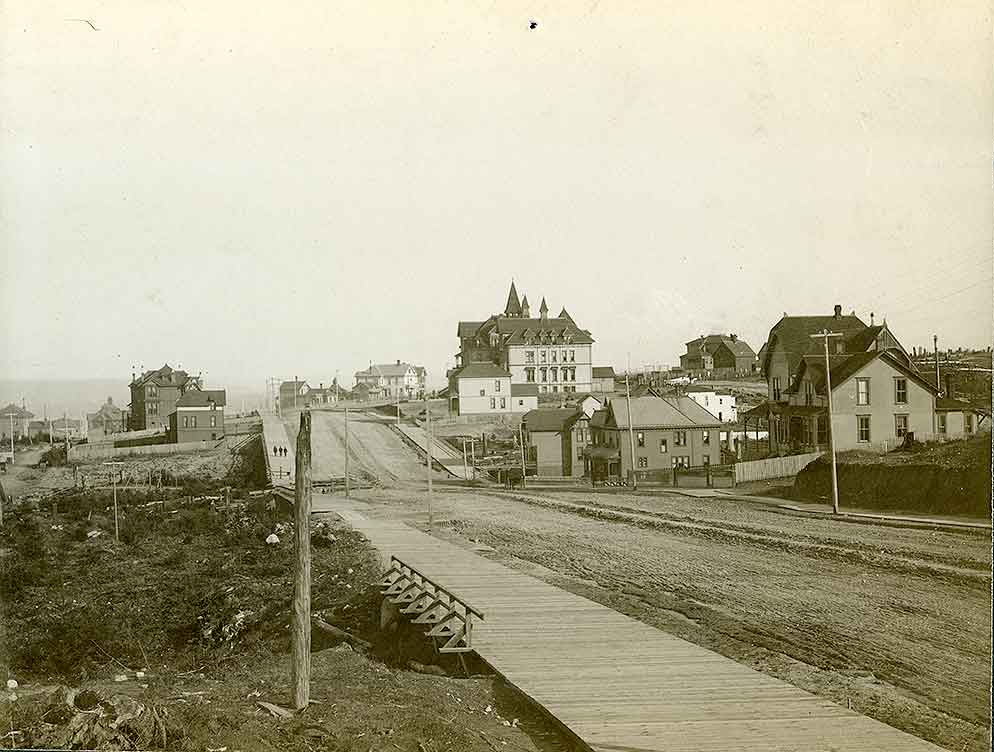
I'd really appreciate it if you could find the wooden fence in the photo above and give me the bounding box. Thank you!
[69,439,224,461]
[732,451,822,484]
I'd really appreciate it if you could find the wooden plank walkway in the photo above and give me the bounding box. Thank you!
[318,499,945,752]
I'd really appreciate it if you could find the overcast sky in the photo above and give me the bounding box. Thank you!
[2,0,991,391]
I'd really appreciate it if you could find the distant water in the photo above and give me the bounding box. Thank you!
[0,379,266,419]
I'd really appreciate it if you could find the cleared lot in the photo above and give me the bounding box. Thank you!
[350,486,991,752]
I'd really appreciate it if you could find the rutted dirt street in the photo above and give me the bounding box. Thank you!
[283,410,446,483]
[348,485,992,752]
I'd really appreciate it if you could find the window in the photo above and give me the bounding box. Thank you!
[965,413,974,433]
[894,378,907,405]
[672,456,690,468]
[525,367,536,383]
[490,398,496,409]
[551,350,557,363]
[772,377,782,401]
[541,385,547,393]
[856,378,870,406]
[702,456,710,466]
[857,415,870,442]
[804,381,813,406]
[518,399,524,406]
[525,351,535,364]
[552,386,558,393]
[210,415,217,428]
[659,439,668,453]
[182,415,188,428]
[495,380,501,392]
[561,350,567,363]
[479,389,486,397]
[577,444,583,458]
[540,367,547,382]
[718,412,723,422]
[817,416,828,445]
[674,431,687,446]
[191,416,197,428]
[937,413,947,433]
[551,367,558,382]
[569,350,575,362]
[702,430,710,445]
[637,456,648,468]
[500,398,506,409]
[540,350,547,363]
[894,414,908,437]
[637,431,645,447]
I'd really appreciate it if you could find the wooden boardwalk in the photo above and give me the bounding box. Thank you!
[261,412,295,484]
[320,499,945,752]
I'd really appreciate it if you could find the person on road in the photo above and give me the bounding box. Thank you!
[273,444,278,456]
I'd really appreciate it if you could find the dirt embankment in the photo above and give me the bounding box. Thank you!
[792,436,992,517]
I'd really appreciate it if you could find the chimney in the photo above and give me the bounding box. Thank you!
[870,312,875,326]
[730,334,737,341]
[833,304,842,319]
[319,382,324,390]
[396,359,400,365]
[944,373,953,398]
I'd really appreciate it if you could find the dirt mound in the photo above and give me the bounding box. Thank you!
[793,437,992,517]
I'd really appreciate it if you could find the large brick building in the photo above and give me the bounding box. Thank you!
[455,282,596,397]
[129,364,201,432]
[168,389,226,443]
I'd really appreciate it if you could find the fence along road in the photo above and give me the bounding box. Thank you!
[319,497,945,752]
[261,412,294,485]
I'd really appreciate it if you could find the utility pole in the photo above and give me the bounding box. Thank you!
[4,413,14,463]
[518,421,526,487]
[625,357,637,490]
[810,330,843,514]
[462,439,469,481]
[63,411,70,456]
[933,334,941,393]
[344,407,350,498]
[291,411,312,710]
[425,392,433,530]
[103,461,125,541]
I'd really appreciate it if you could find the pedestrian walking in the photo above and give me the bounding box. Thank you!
[273,444,278,456]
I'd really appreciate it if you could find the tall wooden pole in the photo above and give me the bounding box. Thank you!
[344,408,350,497]
[425,393,433,530]
[625,365,637,490]
[518,421,526,487]
[292,411,312,710]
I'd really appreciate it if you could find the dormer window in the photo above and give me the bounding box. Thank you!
[835,341,844,354]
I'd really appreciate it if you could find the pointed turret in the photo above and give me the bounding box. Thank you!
[539,297,548,320]
[558,306,573,323]
[521,295,530,318]
[504,281,522,317]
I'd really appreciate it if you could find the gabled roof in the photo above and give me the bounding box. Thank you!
[132,364,193,388]
[511,383,539,397]
[357,362,421,378]
[0,403,34,419]
[685,334,756,359]
[792,350,937,396]
[592,366,616,379]
[176,389,227,408]
[522,408,580,433]
[280,380,308,390]
[935,397,981,412]
[762,314,867,376]
[458,321,486,338]
[589,408,610,429]
[451,363,511,379]
[608,395,723,430]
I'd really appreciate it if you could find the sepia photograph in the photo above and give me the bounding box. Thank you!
[1,2,991,751]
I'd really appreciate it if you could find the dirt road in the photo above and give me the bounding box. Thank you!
[284,410,446,484]
[350,485,991,752]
